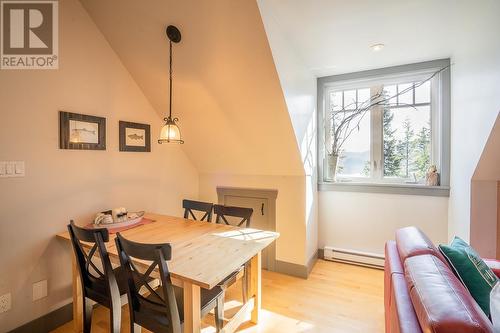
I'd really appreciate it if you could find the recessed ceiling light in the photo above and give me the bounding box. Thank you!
[370,43,385,51]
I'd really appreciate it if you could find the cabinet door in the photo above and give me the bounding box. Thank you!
[224,195,270,270]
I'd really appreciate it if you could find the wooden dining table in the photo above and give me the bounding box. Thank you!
[57,213,279,333]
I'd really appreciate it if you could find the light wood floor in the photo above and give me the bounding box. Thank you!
[52,260,384,333]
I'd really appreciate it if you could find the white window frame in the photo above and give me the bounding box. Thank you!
[317,59,450,196]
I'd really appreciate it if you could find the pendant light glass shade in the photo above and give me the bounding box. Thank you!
[158,116,184,144]
[159,25,184,144]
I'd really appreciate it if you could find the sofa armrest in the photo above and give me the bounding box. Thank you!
[484,259,500,278]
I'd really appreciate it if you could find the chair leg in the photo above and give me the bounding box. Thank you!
[131,322,142,333]
[242,263,248,304]
[109,306,121,333]
[82,297,93,333]
[215,296,224,332]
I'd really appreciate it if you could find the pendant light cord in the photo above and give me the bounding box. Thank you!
[168,40,173,120]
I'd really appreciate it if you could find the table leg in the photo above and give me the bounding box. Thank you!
[183,281,201,333]
[71,252,83,333]
[249,251,262,324]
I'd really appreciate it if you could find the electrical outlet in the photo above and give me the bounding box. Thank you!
[33,280,48,301]
[0,293,11,313]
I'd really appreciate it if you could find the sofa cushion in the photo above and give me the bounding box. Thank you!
[386,240,404,275]
[396,227,447,264]
[439,237,498,317]
[386,240,405,332]
[390,273,422,333]
[405,254,493,333]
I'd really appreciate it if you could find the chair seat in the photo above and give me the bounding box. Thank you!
[134,285,223,331]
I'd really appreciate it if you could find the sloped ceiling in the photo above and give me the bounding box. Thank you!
[79,0,303,176]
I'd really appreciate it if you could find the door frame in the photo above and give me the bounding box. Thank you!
[216,186,278,272]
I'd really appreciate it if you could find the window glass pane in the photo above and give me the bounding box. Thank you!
[335,111,371,178]
[357,88,371,109]
[415,80,431,104]
[330,91,343,112]
[397,83,413,105]
[383,105,431,182]
[383,85,397,105]
[343,90,356,110]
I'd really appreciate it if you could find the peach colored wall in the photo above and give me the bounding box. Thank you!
[0,0,198,331]
[470,181,498,258]
[470,115,500,257]
[498,182,500,258]
[199,173,307,265]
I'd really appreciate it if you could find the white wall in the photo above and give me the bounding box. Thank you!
[256,0,500,255]
[313,1,500,253]
[448,2,500,240]
[257,0,319,263]
[0,0,198,331]
[319,192,449,255]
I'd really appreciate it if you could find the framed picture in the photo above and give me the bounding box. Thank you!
[59,111,106,150]
[119,121,151,152]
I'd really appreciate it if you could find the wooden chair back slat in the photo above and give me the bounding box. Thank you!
[182,199,214,222]
[214,205,253,228]
[67,220,113,283]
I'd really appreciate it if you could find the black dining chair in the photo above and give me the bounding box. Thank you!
[67,220,127,333]
[182,199,214,222]
[213,205,254,310]
[115,233,224,333]
[214,205,253,228]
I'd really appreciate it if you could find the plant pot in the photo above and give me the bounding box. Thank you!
[327,154,339,180]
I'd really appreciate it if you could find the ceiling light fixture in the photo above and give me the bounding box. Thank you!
[158,25,184,144]
[370,43,385,51]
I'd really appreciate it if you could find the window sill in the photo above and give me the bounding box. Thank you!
[318,181,450,197]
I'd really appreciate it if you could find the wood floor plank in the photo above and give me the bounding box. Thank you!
[51,260,384,333]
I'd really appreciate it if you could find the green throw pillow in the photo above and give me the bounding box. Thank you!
[439,237,498,317]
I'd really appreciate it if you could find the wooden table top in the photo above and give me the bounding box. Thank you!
[57,213,279,289]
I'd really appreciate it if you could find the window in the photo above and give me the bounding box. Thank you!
[318,60,450,196]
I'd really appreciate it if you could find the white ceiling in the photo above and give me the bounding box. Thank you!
[260,0,464,77]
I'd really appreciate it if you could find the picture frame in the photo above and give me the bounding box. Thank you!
[119,121,151,152]
[59,111,106,150]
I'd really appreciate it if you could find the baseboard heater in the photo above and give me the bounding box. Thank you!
[323,246,385,269]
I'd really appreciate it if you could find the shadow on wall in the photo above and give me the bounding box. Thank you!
[470,112,500,258]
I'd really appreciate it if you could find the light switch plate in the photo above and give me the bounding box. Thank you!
[33,280,48,301]
[5,163,14,175]
[15,161,24,175]
[0,293,11,313]
[0,161,24,178]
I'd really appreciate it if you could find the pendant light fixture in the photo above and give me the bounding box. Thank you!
[158,25,184,144]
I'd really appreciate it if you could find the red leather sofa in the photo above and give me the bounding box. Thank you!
[385,227,500,333]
